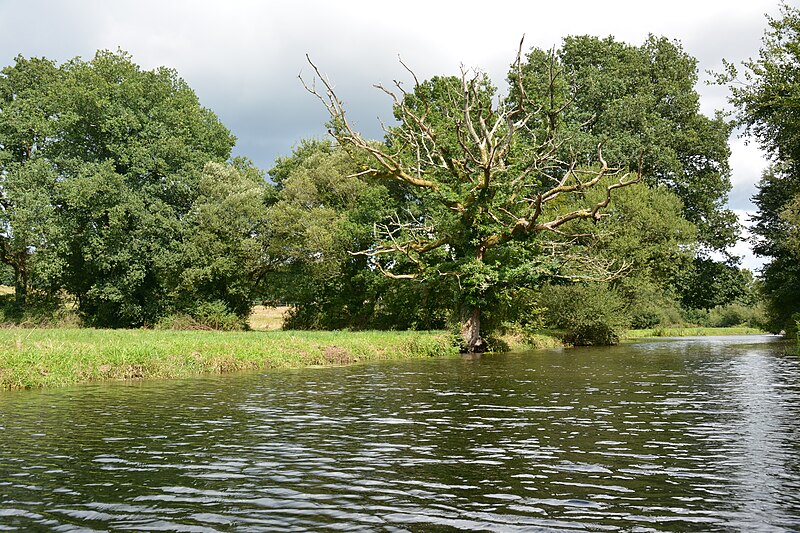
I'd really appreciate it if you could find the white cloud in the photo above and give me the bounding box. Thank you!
[728,135,770,210]
[732,210,768,273]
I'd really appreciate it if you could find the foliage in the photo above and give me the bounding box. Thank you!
[553,177,698,330]
[264,140,453,331]
[514,35,736,250]
[305,47,642,351]
[0,50,266,327]
[170,160,269,319]
[676,257,757,311]
[619,279,686,329]
[539,283,630,346]
[0,292,77,327]
[722,4,800,334]
[0,56,61,307]
[749,165,800,333]
[724,3,800,166]
[684,303,766,329]
[156,300,246,331]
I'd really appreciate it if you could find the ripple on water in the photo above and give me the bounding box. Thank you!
[0,335,798,531]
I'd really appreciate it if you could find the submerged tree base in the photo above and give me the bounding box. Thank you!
[0,328,458,390]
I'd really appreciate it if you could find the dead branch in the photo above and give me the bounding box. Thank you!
[304,49,642,285]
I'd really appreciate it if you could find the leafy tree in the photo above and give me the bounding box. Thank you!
[723,4,800,333]
[304,49,640,351]
[725,4,800,166]
[263,140,452,330]
[0,50,240,327]
[0,56,61,307]
[571,182,698,327]
[784,192,800,254]
[751,165,800,332]
[514,35,737,250]
[170,159,269,320]
[676,257,754,311]
[48,51,236,326]
[539,283,629,346]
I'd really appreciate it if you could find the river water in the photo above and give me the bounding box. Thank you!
[0,335,798,532]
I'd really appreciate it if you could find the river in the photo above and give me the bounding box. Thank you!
[0,335,798,531]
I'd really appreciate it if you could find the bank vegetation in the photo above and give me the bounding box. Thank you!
[0,327,457,390]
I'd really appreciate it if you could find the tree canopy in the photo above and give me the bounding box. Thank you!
[263,139,452,330]
[295,34,754,347]
[515,35,736,251]
[724,3,800,333]
[0,50,266,327]
[0,37,758,338]
[305,44,644,351]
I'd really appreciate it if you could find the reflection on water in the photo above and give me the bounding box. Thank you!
[0,335,798,531]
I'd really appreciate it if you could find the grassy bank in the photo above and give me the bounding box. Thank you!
[497,332,565,351]
[497,326,766,351]
[623,326,765,339]
[0,328,457,390]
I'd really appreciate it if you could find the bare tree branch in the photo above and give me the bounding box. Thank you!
[304,48,642,292]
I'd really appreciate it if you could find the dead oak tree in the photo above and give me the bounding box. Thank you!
[302,41,640,352]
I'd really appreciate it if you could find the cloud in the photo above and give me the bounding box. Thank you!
[731,209,768,273]
[3,0,779,163]
[1,0,781,265]
[728,136,770,210]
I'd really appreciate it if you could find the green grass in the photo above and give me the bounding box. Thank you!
[497,332,565,351]
[623,326,765,339]
[0,328,458,390]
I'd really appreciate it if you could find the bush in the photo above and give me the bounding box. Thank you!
[685,303,766,329]
[612,278,685,329]
[0,292,78,328]
[539,284,630,346]
[628,297,684,329]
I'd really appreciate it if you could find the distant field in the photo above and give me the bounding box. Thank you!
[248,305,289,330]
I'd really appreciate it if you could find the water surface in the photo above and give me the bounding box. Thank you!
[1,335,798,531]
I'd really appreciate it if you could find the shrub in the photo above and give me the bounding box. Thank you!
[539,284,630,346]
[685,303,766,329]
[0,292,78,328]
[613,278,685,329]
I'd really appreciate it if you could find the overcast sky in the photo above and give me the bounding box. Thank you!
[0,0,783,270]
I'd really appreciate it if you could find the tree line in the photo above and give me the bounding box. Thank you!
[1,11,795,347]
[721,2,800,336]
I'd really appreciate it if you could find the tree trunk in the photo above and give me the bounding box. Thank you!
[13,260,26,309]
[460,305,486,353]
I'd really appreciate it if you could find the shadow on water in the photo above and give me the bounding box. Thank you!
[0,334,798,531]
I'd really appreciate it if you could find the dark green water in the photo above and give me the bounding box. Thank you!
[1,335,798,532]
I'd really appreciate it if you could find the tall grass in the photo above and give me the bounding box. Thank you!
[0,328,457,390]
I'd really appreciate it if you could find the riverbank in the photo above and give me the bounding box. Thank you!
[622,326,765,338]
[0,325,772,390]
[0,328,457,390]
[500,326,766,351]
